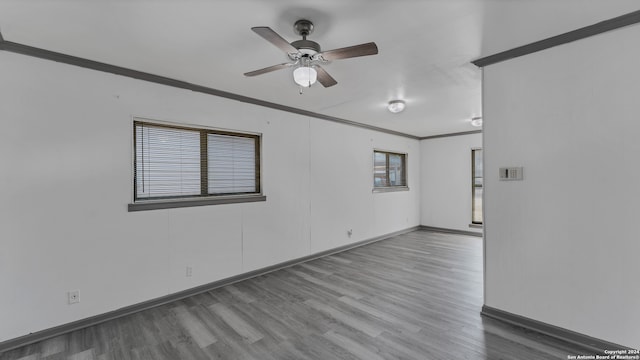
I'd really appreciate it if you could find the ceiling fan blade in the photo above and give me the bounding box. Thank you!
[244,62,294,77]
[315,65,338,87]
[319,42,378,61]
[251,27,299,54]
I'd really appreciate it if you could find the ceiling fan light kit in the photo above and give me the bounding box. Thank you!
[244,19,378,90]
[293,66,317,87]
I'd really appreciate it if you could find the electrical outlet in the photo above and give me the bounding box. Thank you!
[186,266,193,277]
[68,290,80,304]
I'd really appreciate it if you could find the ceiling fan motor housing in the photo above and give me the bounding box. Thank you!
[291,39,321,55]
[292,20,320,56]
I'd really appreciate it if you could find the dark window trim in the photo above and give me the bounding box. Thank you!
[128,195,266,212]
[130,119,263,211]
[373,150,409,192]
[471,148,483,225]
[372,186,410,193]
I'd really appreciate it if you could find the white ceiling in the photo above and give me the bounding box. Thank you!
[0,0,638,137]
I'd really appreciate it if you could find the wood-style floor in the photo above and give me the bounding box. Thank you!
[1,230,586,360]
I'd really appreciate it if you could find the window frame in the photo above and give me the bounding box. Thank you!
[372,149,409,193]
[471,147,483,225]
[128,119,265,212]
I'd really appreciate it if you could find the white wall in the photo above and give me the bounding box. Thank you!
[0,51,420,342]
[420,134,482,234]
[480,0,640,56]
[483,24,640,348]
[309,121,421,253]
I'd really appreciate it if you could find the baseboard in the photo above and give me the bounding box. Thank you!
[420,225,482,237]
[0,226,420,353]
[481,305,633,354]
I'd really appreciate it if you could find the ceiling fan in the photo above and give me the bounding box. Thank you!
[244,19,378,88]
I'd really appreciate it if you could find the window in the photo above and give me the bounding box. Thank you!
[373,150,407,190]
[130,120,262,210]
[472,148,483,224]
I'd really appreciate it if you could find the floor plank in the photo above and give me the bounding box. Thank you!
[0,230,591,359]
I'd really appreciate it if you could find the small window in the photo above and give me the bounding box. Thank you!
[472,148,483,224]
[133,121,261,202]
[373,150,407,190]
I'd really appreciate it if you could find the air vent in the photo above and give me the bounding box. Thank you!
[499,167,523,181]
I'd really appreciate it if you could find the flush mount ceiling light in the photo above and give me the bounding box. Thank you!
[470,116,483,127]
[387,100,406,113]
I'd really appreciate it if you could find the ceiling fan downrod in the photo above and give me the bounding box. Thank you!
[291,20,321,55]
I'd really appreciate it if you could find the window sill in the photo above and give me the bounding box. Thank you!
[128,194,266,212]
[469,223,483,229]
[372,186,410,193]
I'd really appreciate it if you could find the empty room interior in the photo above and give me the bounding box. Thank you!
[1,1,639,359]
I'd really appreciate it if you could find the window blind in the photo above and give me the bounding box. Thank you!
[135,124,201,199]
[208,134,256,194]
[134,121,260,201]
